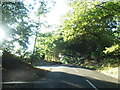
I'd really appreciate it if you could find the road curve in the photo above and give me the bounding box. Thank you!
[34,65,119,88]
[3,65,119,89]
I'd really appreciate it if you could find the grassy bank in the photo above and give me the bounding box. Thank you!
[79,58,119,79]
[97,67,119,79]
[2,51,49,82]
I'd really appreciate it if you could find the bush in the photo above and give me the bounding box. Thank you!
[100,58,119,67]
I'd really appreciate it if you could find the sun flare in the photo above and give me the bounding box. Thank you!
[0,27,6,41]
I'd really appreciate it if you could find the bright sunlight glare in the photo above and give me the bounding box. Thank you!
[0,27,6,42]
[25,0,70,51]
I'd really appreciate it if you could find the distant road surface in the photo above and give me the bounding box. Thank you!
[3,65,119,89]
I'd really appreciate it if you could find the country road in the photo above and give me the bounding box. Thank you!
[3,65,119,89]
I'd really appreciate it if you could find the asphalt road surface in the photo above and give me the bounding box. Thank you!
[3,65,119,89]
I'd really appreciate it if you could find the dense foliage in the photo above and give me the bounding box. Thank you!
[35,0,120,65]
[2,2,29,48]
[1,0,119,66]
[61,1,120,59]
[1,0,53,57]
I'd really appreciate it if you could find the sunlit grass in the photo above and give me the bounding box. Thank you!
[78,59,119,79]
[97,67,118,79]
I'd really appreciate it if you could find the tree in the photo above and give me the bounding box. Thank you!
[28,0,120,65]
[60,0,120,60]
[1,1,33,54]
[30,0,56,64]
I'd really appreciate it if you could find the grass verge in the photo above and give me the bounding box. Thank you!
[79,59,119,79]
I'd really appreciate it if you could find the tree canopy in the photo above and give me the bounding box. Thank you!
[34,0,120,64]
[60,0,120,60]
[1,0,119,66]
[1,0,53,57]
[1,2,32,52]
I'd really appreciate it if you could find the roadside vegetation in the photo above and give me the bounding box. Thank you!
[1,0,119,80]
[79,58,119,79]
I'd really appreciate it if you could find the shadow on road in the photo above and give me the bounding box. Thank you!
[3,70,119,89]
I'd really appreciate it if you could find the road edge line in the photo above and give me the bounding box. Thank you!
[73,67,78,72]
[86,80,98,90]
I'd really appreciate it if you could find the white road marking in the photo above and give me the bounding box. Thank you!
[2,81,48,84]
[93,77,99,80]
[86,80,98,90]
[3,81,38,84]
[73,67,78,72]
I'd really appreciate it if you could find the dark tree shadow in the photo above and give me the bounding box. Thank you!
[2,70,119,89]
